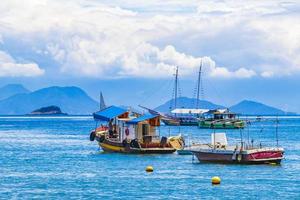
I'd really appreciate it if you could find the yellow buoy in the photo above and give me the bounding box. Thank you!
[145,166,154,172]
[211,176,221,185]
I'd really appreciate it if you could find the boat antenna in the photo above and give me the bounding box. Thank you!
[196,59,203,109]
[239,128,244,150]
[246,117,250,146]
[275,115,279,147]
[213,122,216,150]
[174,66,179,117]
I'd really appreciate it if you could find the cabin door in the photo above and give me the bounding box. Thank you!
[142,124,149,136]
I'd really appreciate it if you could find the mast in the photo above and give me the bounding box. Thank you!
[99,92,106,110]
[275,116,279,147]
[196,60,202,109]
[174,66,179,116]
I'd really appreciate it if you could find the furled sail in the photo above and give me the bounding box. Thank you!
[100,92,106,110]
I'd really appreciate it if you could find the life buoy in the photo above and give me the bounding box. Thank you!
[125,128,129,136]
[89,131,96,141]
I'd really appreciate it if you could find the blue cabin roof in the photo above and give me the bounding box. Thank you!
[93,106,127,121]
[126,114,158,125]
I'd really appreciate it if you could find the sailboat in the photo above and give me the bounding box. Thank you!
[99,92,106,110]
[161,64,206,126]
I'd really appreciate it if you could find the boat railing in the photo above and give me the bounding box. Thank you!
[142,135,161,143]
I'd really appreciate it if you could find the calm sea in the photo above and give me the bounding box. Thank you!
[0,116,299,199]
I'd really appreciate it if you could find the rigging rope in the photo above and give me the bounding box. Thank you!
[139,78,174,108]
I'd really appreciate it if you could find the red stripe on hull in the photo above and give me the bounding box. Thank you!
[246,151,283,161]
[193,150,283,164]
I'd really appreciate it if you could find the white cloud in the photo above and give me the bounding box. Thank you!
[0,0,299,79]
[195,0,300,77]
[261,71,274,78]
[0,51,44,77]
[210,67,256,79]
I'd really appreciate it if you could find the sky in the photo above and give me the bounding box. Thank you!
[0,0,300,112]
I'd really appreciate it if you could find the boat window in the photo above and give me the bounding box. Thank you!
[142,124,149,136]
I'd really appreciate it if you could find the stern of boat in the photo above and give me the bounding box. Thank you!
[245,147,284,164]
[168,135,185,150]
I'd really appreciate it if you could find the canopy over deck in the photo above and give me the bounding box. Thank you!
[208,109,237,115]
[171,108,210,114]
[93,106,127,121]
[126,114,159,124]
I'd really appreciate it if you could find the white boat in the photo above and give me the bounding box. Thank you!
[191,132,284,164]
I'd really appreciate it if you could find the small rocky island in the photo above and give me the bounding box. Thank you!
[28,106,67,116]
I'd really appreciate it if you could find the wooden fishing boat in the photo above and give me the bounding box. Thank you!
[162,64,205,127]
[199,109,245,129]
[140,62,207,127]
[161,117,181,126]
[89,106,184,154]
[191,132,284,164]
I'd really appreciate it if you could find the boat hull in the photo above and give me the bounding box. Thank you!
[97,137,177,154]
[199,120,245,129]
[179,121,199,126]
[177,149,193,155]
[161,118,180,126]
[161,118,199,126]
[192,148,284,164]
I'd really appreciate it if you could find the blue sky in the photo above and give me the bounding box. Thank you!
[0,0,300,112]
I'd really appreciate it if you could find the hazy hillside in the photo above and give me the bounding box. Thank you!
[0,86,98,115]
[154,97,296,115]
[155,97,225,113]
[0,84,30,100]
[0,85,296,115]
[229,100,294,115]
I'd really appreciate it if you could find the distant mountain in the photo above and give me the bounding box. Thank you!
[0,86,98,115]
[154,97,296,115]
[0,84,30,100]
[155,97,225,113]
[229,100,295,115]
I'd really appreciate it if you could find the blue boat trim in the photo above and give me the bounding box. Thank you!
[126,114,158,124]
[93,106,127,121]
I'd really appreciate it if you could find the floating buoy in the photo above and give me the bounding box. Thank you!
[211,176,221,185]
[145,166,154,172]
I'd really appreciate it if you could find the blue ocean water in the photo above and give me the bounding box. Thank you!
[0,116,299,199]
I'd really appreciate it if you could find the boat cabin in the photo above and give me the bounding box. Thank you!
[203,109,239,120]
[211,132,228,148]
[171,108,209,117]
[93,106,161,143]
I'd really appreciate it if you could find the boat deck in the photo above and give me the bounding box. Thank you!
[189,144,284,154]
